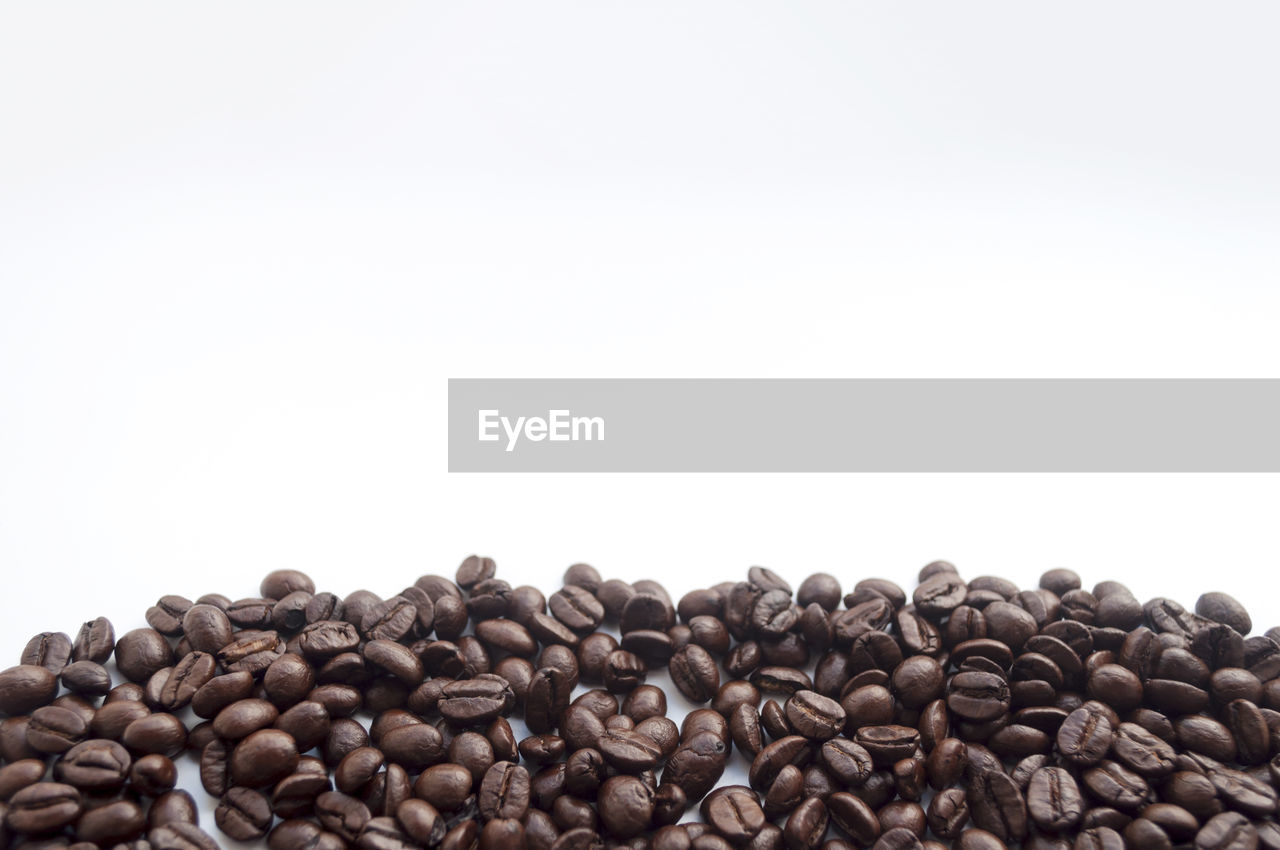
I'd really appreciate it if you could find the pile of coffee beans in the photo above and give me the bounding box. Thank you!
[3,558,1280,850]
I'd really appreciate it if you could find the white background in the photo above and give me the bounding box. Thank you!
[3,2,1280,845]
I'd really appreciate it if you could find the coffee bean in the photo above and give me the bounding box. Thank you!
[26,704,88,753]
[669,644,720,703]
[115,629,174,684]
[149,789,199,830]
[7,781,82,833]
[785,690,845,741]
[157,651,216,711]
[122,752,174,798]
[380,721,446,770]
[701,785,766,843]
[217,786,274,840]
[967,769,1028,842]
[316,790,372,842]
[784,796,829,850]
[440,675,516,727]
[1057,706,1114,765]
[947,670,1011,721]
[0,664,58,714]
[600,728,664,772]
[264,652,318,706]
[231,728,300,788]
[122,712,187,758]
[1196,811,1259,850]
[219,630,286,675]
[1026,766,1084,831]
[1083,760,1152,810]
[856,725,920,767]
[479,761,531,821]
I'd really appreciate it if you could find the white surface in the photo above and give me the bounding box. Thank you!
[3,2,1280,845]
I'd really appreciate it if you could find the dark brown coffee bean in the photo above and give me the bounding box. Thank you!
[149,790,199,830]
[217,786,274,841]
[315,790,372,842]
[381,721,446,771]
[924,787,968,839]
[439,675,515,727]
[1111,721,1177,777]
[1026,766,1083,831]
[665,644,717,703]
[115,630,175,682]
[1195,811,1259,850]
[26,704,88,753]
[548,586,605,634]
[967,769,1028,842]
[599,728,664,773]
[946,670,1011,721]
[75,797,146,844]
[213,697,279,739]
[21,632,72,675]
[0,664,59,714]
[856,725,920,767]
[1057,706,1113,765]
[478,761,530,821]
[393,797,445,846]
[785,690,845,741]
[121,712,187,758]
[335,746,385,795]
[129,753,177,796]
[1083,760,1152,811]
[665,730,730,801]
[526,666,575,734]
[230,728,300,788]
[783,796,829,850]
[7,781,82,833]
[0,759,46,801]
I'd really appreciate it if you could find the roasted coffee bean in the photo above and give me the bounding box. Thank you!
[478,761,531,821]
[0,664,59,714]
[1111,721,1177,777]
[1057,706,1114,765]
[315,790,372,842]
[947,670,1011,721]
[393,797,445,846]
[231,728,300,788]
[668,644,720,703]
[1083,760,1152,811]
[129,753,177,796]
[439,675,516,726]
[0,759,47,800]
[381,721,446,770]
[700,785,765,843]
[1195,811,1259,850]
[785,690,846,741]
[665,730,730,800]
[1026,766,1084,831]
[148,789,199,830]
[7,781,82,833]
[21,632,73,675]
[967,769,1028,842]
[217,786,274,840]
[26,704,87,753]
[264,652,318,706]
[550,586,606,633]
[925,787,969,840]
[122,712,187,758]
[783,796,829,850]
[336,746,386,795]
[595,774,654,839]
[856,725,920,767]
[599,728,665,773]
[213,697,280,739]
